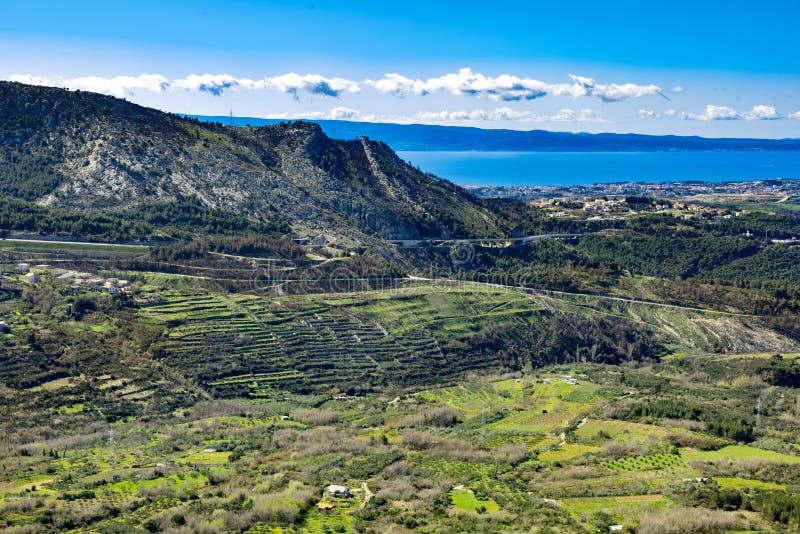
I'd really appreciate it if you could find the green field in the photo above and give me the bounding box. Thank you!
[450,487,501,515]
[681,445,800,464]
[561,494,672,531]
[715,477,786,491]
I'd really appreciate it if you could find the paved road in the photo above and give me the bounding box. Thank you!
[389,233,583,248]
[0,237,149,248]
[409,276,767,318]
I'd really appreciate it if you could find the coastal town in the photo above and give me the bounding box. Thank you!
[469,178,800,203]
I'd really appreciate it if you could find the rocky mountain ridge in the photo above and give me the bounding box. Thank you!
[0,81,502,242]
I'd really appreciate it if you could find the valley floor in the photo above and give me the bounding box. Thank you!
[2,362,799,532]
[1,251,799,532]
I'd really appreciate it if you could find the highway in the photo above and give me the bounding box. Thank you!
[0,237,149,249]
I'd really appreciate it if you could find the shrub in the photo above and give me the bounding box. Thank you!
[289,408,340,426]
[635,506,743,533]
[401,430,439,450]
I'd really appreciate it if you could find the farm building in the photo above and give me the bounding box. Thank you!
[17,263,29,273]
[326,484,351,498]
[312,234,334,247]
[24,272,40,284]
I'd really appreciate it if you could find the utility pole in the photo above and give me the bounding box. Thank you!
[108,426,115,469]
[0,402,11,454]
[229,109,234,126]
[756,395,762,428]
[481,403,486,439]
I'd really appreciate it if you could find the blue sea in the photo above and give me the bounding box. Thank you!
[396,151,800,186]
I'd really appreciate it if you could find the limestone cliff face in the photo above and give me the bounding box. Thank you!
[0,81,503,241]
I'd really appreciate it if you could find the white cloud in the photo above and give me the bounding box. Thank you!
[743,105,778,120]
[262,107,603,124]
[414,107,602,123]
[8,72,361,98]
[789,111,800,120]
[368,68,661,102]
[550,108,601,122]
[171,73,360,97]
[681,105,741,121]
[568,74,663,102]
[8,68,666,104]
[671,86,684,93]
[416,109,494,121]
[171,74,263,95]
[328,106,361,119]
[263,107,363,121]
[9,74,53,85]
[10,73,169,97]
[64,74,170,97]
[263,73,360,97]
[367,69,573,100]
[639,109,660,119]
[367,73,420,97]
[680,104,782,121]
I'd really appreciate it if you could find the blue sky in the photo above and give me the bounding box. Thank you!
[2,0,799,137]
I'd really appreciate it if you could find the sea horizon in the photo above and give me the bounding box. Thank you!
[398,150,800,187]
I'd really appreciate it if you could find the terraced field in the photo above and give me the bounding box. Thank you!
[139,285,544,395]
[602,453,685,472]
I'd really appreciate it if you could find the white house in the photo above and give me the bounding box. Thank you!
[326,484,351,498]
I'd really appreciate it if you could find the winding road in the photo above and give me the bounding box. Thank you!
[409,276,768,318]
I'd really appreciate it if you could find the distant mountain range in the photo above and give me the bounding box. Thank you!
[192,116,800,152]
